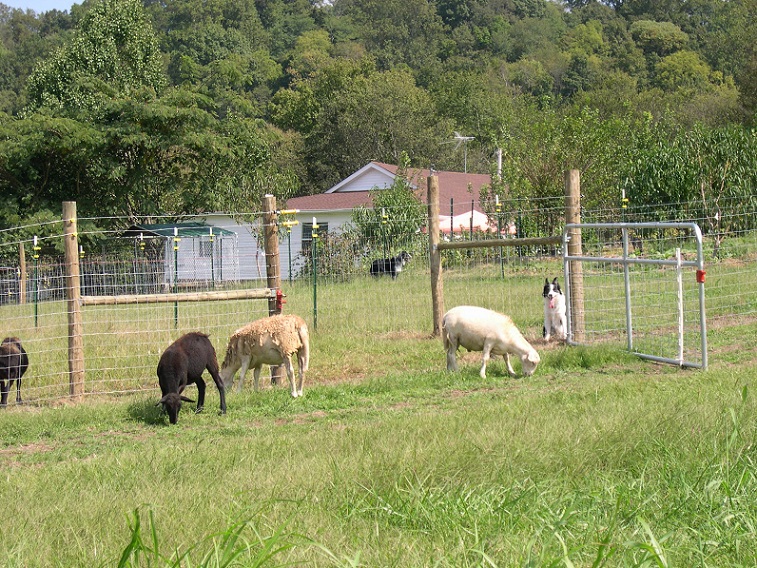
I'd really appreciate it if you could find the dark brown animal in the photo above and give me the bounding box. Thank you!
[156,332,226,425]
[0,337,28,407]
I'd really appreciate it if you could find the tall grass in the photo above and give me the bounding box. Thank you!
[0,334,756,566]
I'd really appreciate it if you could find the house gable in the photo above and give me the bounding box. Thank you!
[287,161,492,215]
[325,162,398,193]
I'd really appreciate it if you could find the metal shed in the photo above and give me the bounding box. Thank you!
[123,222,240,286]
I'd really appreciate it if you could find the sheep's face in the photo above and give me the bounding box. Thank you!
[157,393,195,425]
[219,365,237,390]
[521,351,540,377]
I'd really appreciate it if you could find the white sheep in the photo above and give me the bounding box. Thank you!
[220,314,310,397]
[442,306,540,379]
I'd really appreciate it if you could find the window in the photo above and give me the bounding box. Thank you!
[199,239,214,258]
[301,222,328,254]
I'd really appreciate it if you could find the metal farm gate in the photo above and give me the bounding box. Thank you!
[563,222,707,369]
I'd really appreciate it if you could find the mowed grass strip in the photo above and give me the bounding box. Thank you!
[0,335,755,567]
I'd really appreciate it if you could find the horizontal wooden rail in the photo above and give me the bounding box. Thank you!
[436,235,561,251]
[81,288,276,306]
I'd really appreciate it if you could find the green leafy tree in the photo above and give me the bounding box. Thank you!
[629,20,688,58]
[0,89,287,223]
[154,0,283,115]
[351,153,425,254]
[507,4,566,62]
[0,110,101,228]
[495,102,639,230]
[562,19,606,57]
[287,29,332,78]
[624,122,757,256]
[337,0,446,71]
[27,0,167,114]
[0,6,73,114]
[654,49,711,92]
[1,0,291,227]
[255,0,320,59]
[304,68,449,191]
[509,58,554,97]
[269,56,375,136]
[561,52,597,96]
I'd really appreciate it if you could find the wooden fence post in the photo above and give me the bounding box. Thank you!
[263,194,282,315]
[63,201,84,399]
[428,174,444,336]
[565,170,585,343]
[263,194,284,385]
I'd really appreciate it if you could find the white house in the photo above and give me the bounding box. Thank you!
[283,161,495,275]
[120,163,496,285]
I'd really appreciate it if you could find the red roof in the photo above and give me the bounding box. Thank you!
[286,162,492,213]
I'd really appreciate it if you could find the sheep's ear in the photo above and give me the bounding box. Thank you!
[181,396,195,403]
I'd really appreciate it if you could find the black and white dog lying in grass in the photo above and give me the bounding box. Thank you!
[370,251,411,280]
[543,277,567,342]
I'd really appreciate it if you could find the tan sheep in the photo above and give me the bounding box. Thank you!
[220,314,310,397]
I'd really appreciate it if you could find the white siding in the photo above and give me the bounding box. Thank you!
[335,170,394,192]
[280,211,354,280]
[203,214,266,281]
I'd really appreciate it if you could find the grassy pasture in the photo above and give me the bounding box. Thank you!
[0,260,756,566]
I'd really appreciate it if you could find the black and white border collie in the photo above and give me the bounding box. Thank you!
[543,277,567,342]
[370,251,411,280]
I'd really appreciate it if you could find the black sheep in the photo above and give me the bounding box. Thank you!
[156,332,227,425]
[0,337,28,407]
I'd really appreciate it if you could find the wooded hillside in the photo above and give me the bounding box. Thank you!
[0,0,755,231]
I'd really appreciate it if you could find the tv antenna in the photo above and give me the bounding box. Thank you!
[445,131,475,173]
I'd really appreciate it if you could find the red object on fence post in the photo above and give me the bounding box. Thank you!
[696,270,706,284]
[275,288,286,312]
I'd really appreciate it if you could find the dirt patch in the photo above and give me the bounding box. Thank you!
[0,441,55,456]
[0,442,55,469]
[275,410,329,426]
[308,371,366,386]
[707,313,757,330]
[378,330,434,340]
[447,387,500,398]
[96,428,155,443]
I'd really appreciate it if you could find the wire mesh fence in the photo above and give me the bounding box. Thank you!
[2,192,757,407]
[0,213,274,406]
[585,197,757,326]
[564,222,706,368]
